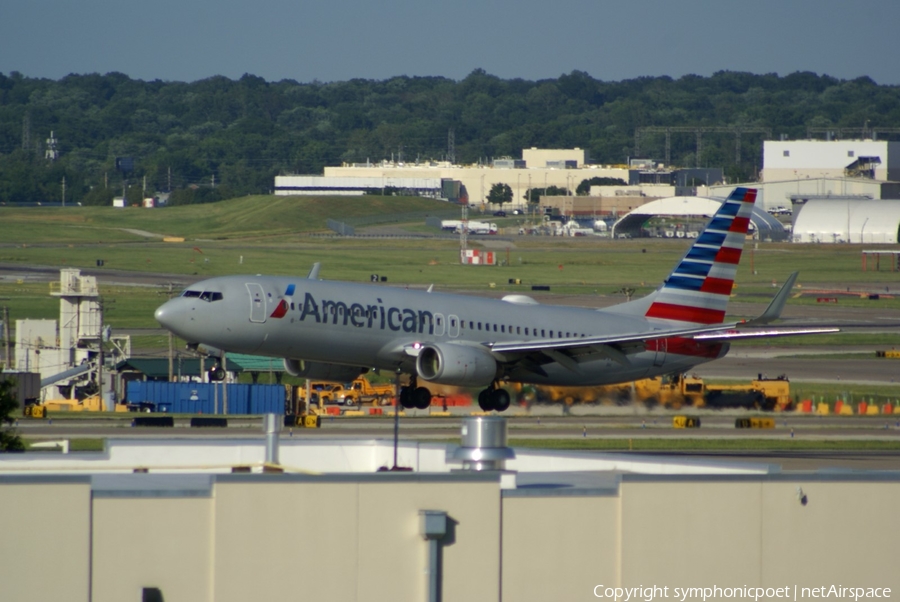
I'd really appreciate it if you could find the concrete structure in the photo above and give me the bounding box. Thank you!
[14,270,130,402]
[1,437,899,602]
[792,198,900,243]
[762,139,900,182]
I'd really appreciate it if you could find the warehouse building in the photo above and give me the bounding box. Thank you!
[2,434,899,602]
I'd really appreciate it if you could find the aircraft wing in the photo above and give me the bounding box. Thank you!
[489,321,737,354]
[488,323,840,355]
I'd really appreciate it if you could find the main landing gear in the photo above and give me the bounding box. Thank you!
[399,375,433,410]
[478,383,511,412]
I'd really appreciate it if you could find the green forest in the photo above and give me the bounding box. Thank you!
[1,69,899,205]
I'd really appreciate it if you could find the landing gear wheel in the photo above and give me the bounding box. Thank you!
[412,387,432,410]
[208,366,226,381]
[478,388,494,412]
[399,387,415,409]
[491,388,511,412]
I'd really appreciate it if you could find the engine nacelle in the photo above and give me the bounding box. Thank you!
[416,343,497,387]
[283,359,368,382]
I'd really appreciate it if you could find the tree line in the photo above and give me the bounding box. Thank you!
[1,69,898,205]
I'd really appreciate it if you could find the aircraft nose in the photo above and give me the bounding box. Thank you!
[154,299,180,331]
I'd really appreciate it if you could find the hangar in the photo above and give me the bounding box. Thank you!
[610,196,788,241]
[792,198,900,243]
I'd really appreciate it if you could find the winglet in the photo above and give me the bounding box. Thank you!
[745,272,798,325]
[307,262,321,280]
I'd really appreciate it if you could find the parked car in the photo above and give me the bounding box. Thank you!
[493,210,507,217]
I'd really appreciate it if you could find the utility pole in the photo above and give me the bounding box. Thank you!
[61,176,66,207]
[222,351,228,414]
[2,306,10,370]
[167,166,172,192]
[167,283,174,381]
[97,299,104,409]
[168,331,174,381]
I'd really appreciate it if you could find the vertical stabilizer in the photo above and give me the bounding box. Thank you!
[645,187,757,324]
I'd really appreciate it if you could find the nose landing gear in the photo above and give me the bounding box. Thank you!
[477,383,511,412]
[207,362,226,382]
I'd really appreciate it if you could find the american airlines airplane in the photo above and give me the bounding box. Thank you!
[154,187,836,412]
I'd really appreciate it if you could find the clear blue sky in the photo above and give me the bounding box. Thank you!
[2,0,899,85]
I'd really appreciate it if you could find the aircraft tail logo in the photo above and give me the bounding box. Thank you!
[645,187,757,324]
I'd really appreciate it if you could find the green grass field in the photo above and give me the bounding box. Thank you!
[2,194,899,344]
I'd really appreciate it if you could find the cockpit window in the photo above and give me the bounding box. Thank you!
[184,290,223,302]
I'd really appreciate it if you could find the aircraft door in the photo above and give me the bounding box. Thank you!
[433,313,446,336]
[246,283,267,323]
[448,315,460,338]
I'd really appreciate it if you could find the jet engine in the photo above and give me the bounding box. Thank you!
[416,343,497,387]
[283,359,368,382]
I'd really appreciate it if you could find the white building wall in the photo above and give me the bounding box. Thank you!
[762,140,899,182]
[323,164,631,208]
[702,178,886,211]
[522,147,587,167]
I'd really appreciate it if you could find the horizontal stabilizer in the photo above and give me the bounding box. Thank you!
[744,272,798,326]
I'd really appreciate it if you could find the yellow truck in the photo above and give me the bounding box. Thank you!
[522,373,792,411]
[297,378,395,406]
[26,395,131,416]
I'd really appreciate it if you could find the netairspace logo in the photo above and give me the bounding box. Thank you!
[593,585,892,602]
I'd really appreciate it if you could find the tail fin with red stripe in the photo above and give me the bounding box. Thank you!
[645,187,757,324]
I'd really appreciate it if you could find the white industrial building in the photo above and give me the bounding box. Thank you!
[762,139,900,182]
[274,175,447,197]
[3,425,900,602]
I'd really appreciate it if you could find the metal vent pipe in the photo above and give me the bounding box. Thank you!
[263,413,279,465]
[450,416,515,471]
